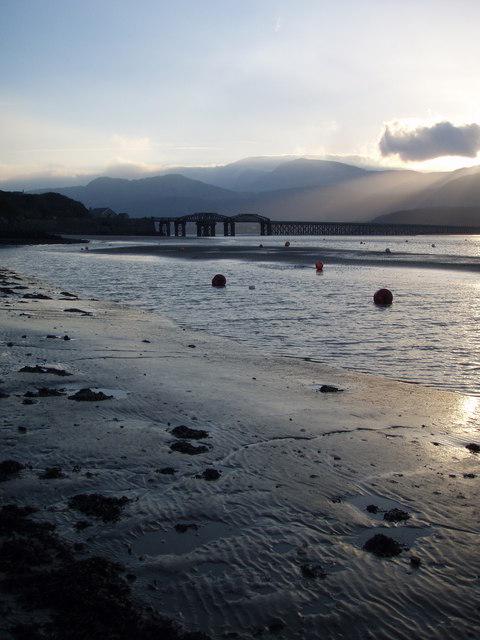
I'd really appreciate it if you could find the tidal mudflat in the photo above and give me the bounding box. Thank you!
[1,264,479,639]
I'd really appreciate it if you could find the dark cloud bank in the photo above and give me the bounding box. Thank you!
[379,121,480,161]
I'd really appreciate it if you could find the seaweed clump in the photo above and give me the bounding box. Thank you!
[39,467,65,480]
[68,494,129,522]
[0,460,25,482]
[171,425,208,440]
[363,533,403,557]
[68,388,112,402]
[0,505,209,640]
[170,441,209,455]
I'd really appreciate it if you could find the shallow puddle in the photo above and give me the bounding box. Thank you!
[134,521,236,556]
[355,524,432,550]
[347,493,414,522]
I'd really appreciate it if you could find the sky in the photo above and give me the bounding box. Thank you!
[2,0,480,187]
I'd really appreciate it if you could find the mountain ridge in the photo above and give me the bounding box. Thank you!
[30,157,480,226]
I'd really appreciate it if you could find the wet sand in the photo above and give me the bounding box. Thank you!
[94,242,480,272]
[1,265,479,639]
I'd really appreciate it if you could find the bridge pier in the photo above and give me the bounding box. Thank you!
[260,221,272,236]
[196,222,216,237]
[155,220,171,236]
[223,221,235,236]
[174,221,186,237]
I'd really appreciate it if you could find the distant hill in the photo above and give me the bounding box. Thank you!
[0,190,151,235]
[161,156,292,191]
[248,158,369,192]
[374,206,480,226]
[40,174,241,217]
[0,190,89,222]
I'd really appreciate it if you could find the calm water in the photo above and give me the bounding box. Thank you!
[2,235,480,395]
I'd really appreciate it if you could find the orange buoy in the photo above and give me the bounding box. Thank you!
[374,288,393,306]
[212,274,226,287]
[315,260,324,272]
[284,241,290,247]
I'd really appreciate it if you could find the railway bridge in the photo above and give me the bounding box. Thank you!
[153,213,480,237]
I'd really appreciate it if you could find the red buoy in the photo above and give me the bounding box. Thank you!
[212,274,226,287]
[315,260,324,272]
[374,288,393,306]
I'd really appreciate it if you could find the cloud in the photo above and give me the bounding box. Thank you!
[379,121,480,161]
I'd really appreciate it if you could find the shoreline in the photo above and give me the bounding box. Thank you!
[1,265,479,639]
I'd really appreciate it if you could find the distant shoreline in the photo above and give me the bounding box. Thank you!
[0,233,88,246]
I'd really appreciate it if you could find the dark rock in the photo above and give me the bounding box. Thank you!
[68,388,112,401]
[63,308,92,315]
[366,504,379,514]
[23,293,52,300]
[142,339,151,343]
[23,398,37,405]
[318,385,343,393]
[0,390,10,399]
[68,494,129,522]
[157,467,176,475]
[25,387,65,398]
[363,533,403,557]
[175,523,198,533]
[187,344,196,348]
[463,473,476,478]
[60,291,77,297]
[19,365,72,376]
[0,459,25,481]
[170,441,209,455]
[0,287,16,294]
[410,555,421,568]
[383,508,410,522]
[300,563,326,579]
[199,468,221,481]
[466,443,480,453]
[46,334,58,339]
[18,426,27,433]
[171,425,208,440]
[268,620,285,634]
[39,467,65,480]
[63,335,71,341]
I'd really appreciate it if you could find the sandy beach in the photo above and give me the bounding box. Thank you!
[1,263,479,640]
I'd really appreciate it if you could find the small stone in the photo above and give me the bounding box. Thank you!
[318,385,343,393]
[466,443,480,454]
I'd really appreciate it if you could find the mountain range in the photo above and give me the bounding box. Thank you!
[32,157,480,225]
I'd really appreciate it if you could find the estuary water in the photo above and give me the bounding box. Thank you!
[2,234,480,395]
